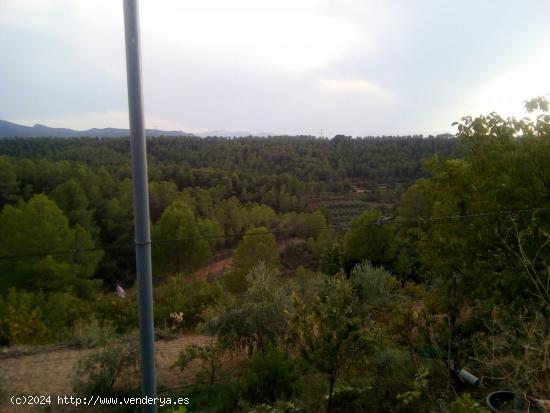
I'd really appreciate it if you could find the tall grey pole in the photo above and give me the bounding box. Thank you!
[122,1,157,411]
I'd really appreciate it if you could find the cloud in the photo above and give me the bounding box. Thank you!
[467,41,550,119]
[139,0,363,72]
[2,0,550,135]
[316,78,395,101]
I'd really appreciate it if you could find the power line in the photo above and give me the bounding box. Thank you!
[0,207,548,261]
[384,207,550,225]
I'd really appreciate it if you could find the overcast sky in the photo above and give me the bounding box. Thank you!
[1,0,549,136]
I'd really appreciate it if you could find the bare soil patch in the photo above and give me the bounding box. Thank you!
[1,334,243,411]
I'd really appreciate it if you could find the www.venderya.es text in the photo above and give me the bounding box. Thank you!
[10,395,190,407]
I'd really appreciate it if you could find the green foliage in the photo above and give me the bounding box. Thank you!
[288,275,369,412]
[350,261,400,310]
[70,316,117,348]
[319,241,346,276]
[50,178,99,237]
[232,227,280,276]
[0,157,21,206]
[343,209,396,269]
[471,308,550,399]
[149,180,178,221]
[4,101,550,412]
[402,98,550,307]
[175,338,227,408]
[154,276,220,332]
[0,288,87,345]
[92,290,138,334]
[185,381,241,413]
[279,210,327,238]
[208,263,290,354]
[0,194,102,297]
[367,347,423,412]
[240,347,302,404]
[396,367,429,406]
[153,198,214,274]
[246,402,303,413]
[446,394,488,413]
[73,337,139,396]
[0,288,48,345]
[248,203,279,228]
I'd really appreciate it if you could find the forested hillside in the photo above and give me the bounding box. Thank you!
[1,102,549,412]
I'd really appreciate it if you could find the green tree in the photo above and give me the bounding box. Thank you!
[152,199,212,274]
[248,203,278,228]
[0,194,102,297]
[288,275,368,412]
[175,338,228,408]
[343,209,396,270]
[232,226,279,276]
[350,261,400,311]
[207,263,290,354]
[0,157,20,206]
[149,180,178,222]
[50,178,99,237]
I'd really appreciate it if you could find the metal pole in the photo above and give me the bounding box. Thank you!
[122,1,157,411]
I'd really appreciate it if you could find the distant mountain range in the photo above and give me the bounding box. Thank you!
[0,120,277,138]
[197,130,275,138]
[0,120,195,138]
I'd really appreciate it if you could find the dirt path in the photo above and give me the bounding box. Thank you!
[193,255,233,280]
[0,334,241,405]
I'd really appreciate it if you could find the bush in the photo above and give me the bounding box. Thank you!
[446,394,488,413]
[246,402,304,413]
[367,347,420,412]
[70,316,117,348]
[185,382,241,413]
[72,336,139,396]
[222,270,249,295]
[350,261,400,310]
[0,288,48,345]
[280,243,315,273]
[92,290,138,334]
[240,347,302,404]
[154,276,220,332]
[207,263,290,354]
[0,288,87,345]
[39,291,89,342]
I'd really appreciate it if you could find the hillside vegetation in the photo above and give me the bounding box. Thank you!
[1,100,549,412]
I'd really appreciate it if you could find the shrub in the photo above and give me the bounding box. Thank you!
[70,316,117,348]
[280,243,314,273]
[246,402,304,413]
[240,347,302,404]
[92,289,138,334]
[39,291,88,342]
[184,382,241,413]
[207,263,290,354]
[0,288,48,345]
[175,338,228,408]
[154,276,220,332]
[446,394,488,413]
[0,288,87,345]
[350,261,400,310]
[72,337,139,395]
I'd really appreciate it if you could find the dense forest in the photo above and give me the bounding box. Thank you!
[0,101,549,412]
